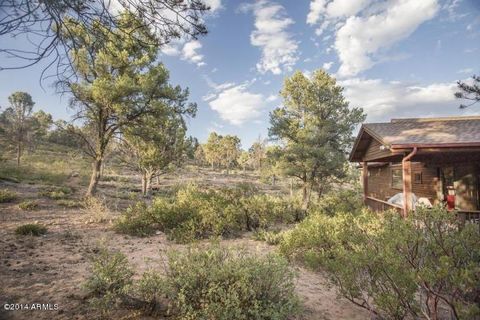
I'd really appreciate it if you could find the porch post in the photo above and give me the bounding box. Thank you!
[402,147,417,217]
[402,159,412,216]
[362,161,368,204]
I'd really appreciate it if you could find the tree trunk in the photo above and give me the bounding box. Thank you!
[145,171,153,197]
[141,172,147,196]
[86,158,102,196]
[301,180,310,211]
[141,171,154,197]
[290,178,294,197]
[16,143,21,167]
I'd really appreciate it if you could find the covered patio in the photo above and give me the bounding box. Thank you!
[350,116,480,221]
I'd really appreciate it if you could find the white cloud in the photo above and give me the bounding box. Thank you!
[208,82,265,125]
[340,78,459,120]
[204,0,223,12]
[162,43,180,56]
[181,40,205,67]
[242,0,298,75]
[306,0,439,77]
[322,61,333,70]
[457,68,474,74]
[266,94,278,102]
[307,0,326,25]
[335,0,438,77]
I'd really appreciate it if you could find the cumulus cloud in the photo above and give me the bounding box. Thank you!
[266,94,278,102]
[322,61,333,70]
[242,0,298,75]
[340,78,459,120]
[181,40,205,67]
[457,68,474,74]
[306,0,439,77]
[207,82,265,125]
[204,0,223,12]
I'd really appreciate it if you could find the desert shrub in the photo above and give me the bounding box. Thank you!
[114,202,156,237]
[38,185,72,199]
[165,245,300,320]
[309,188,363,217]
[84,248,134,317]
[252,229,283,245]
[18,200,39,210]
[116,184,301,243]
[0,189,17,203]
[82,197,111,223]
[15,223,47,236]
[56,199,81,208]
[134,270,169,314]
[280,206,480,319]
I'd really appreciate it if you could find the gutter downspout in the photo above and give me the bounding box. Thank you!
[402,147,418,217]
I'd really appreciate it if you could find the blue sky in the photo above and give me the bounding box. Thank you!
[0,0,479,149]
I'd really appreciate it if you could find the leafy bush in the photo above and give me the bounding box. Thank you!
[56,199,81,208]
[0,189,17,203]
[15,223,47,236]
[84,248,134,317]
[38,185,72,199]
[18,200,39,210]
[280,206,480,319]
[310,188,363,216]
[252,229,283,245]
[114,202,156,237]
[115,184,301,243]
[82,197,111,223]
[134,270,168,314]
[165,245,300,320]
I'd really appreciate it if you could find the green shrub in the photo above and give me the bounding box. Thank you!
[56,199,81,208]
[15,223,47,236]
[114,202,156,237]
[280,206,480,319]
[115,184,301,243]
[165,245,300,320]
[84,248,134,317]
[38,186,72,199]
[134,270,169,314]
[253,229,283,245]
[310,188,363,216]
[18,200,39,210]
[0,189,17,203]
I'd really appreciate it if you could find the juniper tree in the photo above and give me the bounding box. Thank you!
[60,13,196,196]
[120,103,195,196]
[269,70,365,209]
[0,92,35,166]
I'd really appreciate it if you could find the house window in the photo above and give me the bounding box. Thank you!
[414,172,422,184]
[392,168,403,189]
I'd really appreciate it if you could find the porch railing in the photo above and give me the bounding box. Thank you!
[457,210,480,226]
[366,196,480,226]
[365,196,403,215]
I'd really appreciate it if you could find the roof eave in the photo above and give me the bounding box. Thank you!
[390,142,480,149]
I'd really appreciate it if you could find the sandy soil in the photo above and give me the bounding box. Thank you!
[0,177,370,320]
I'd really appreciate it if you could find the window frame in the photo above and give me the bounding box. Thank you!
[391,168,403,190]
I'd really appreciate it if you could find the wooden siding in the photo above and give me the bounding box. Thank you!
[455,164,479,210]
[363,139,392,161]
[367,162,439,204]
[366,162,479,210]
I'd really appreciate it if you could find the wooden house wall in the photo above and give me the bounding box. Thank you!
[363,139,392,161]
[367,162,439,203]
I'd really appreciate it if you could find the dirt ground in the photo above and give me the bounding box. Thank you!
[0,172,370,320]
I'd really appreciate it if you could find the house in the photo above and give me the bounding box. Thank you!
[349,116,480,219]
